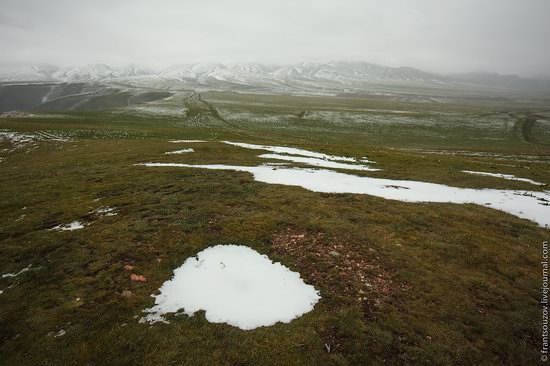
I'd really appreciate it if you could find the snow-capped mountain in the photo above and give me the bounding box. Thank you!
[154,61,445,90]
[269,61,443,86]
[158,62,278,85]
[116,63,150,78]
[0,63,150,83]
[160,63,226,80]
[1,62,548,93]
[53,63,150,82]
[226,62,274,75]
[52,64,118,82]
[0,64,58,82]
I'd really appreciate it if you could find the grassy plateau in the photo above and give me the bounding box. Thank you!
[1,89,549,365]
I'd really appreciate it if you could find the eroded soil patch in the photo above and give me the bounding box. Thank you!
[272,227,404,318]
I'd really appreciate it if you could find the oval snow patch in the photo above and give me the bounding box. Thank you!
[141,245,320,330]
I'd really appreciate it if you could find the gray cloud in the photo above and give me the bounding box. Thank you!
[0,0,549,76]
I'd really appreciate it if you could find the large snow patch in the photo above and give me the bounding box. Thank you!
[141,245,320,330]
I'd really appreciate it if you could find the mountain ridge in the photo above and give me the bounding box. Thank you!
[1,62,549,94]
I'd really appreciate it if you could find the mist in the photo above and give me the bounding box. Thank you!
[1,0,549,77]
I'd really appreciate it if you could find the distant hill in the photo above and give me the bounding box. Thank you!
[1,62,549,94]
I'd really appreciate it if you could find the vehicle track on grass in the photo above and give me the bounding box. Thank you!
[183,91,238,128]
[509,111,550,146]
[180,91,354,147]
[182,91,318,144]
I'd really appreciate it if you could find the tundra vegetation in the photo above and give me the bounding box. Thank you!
[1,88,549,365]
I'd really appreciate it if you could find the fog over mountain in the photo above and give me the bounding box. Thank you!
[1,0,549,78]
[1,62,549,96]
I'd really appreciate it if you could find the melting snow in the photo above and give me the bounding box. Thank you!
[138,163,550,227]
[50,221,85,231]
[259,153,380,171]
[170,140,206,143]
[0,129,69,153]
[94,207,118,216]
[47,329,67,338]
[0,130,35,147]
[165,148,194,155]
[2,264,32,279]
[15,214,26,222]
[462,170,545,186]
[141,245,320,330]
[54,329,66,337]
[223,141,357,162]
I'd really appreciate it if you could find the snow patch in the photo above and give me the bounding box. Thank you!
[165,148,194,155]
[15,214,26,222]
[94,206,118,216]
[223,141,358,162]
[141,245,320,330]
[138,163,550,227]
[259,153,380,171]
[50,221,85,231]
[0,130,35,147]
[462,170,545,186]
[2,264,33,279]
[0,129,69,152]
[54,329,66,337]
[170,140,206,143]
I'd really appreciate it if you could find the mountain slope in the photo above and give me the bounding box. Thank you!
[0,64,58,82]
[1,62,549,94]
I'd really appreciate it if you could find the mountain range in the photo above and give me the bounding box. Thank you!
[1,62,549,94]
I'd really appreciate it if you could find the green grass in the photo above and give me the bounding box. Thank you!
[0,91,549,365]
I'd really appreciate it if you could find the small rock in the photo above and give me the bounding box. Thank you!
[367,248,377,254]
[121,290,133,298]
[329,251,341,257]
[124,264,135,271]
[130,274,146,283]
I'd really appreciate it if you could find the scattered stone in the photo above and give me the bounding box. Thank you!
[272,226,400,324]
[121,290,133,298]
[130,274,146,283]
[124,264,135,271]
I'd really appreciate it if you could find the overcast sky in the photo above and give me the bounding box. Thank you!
[0,0,549,76]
